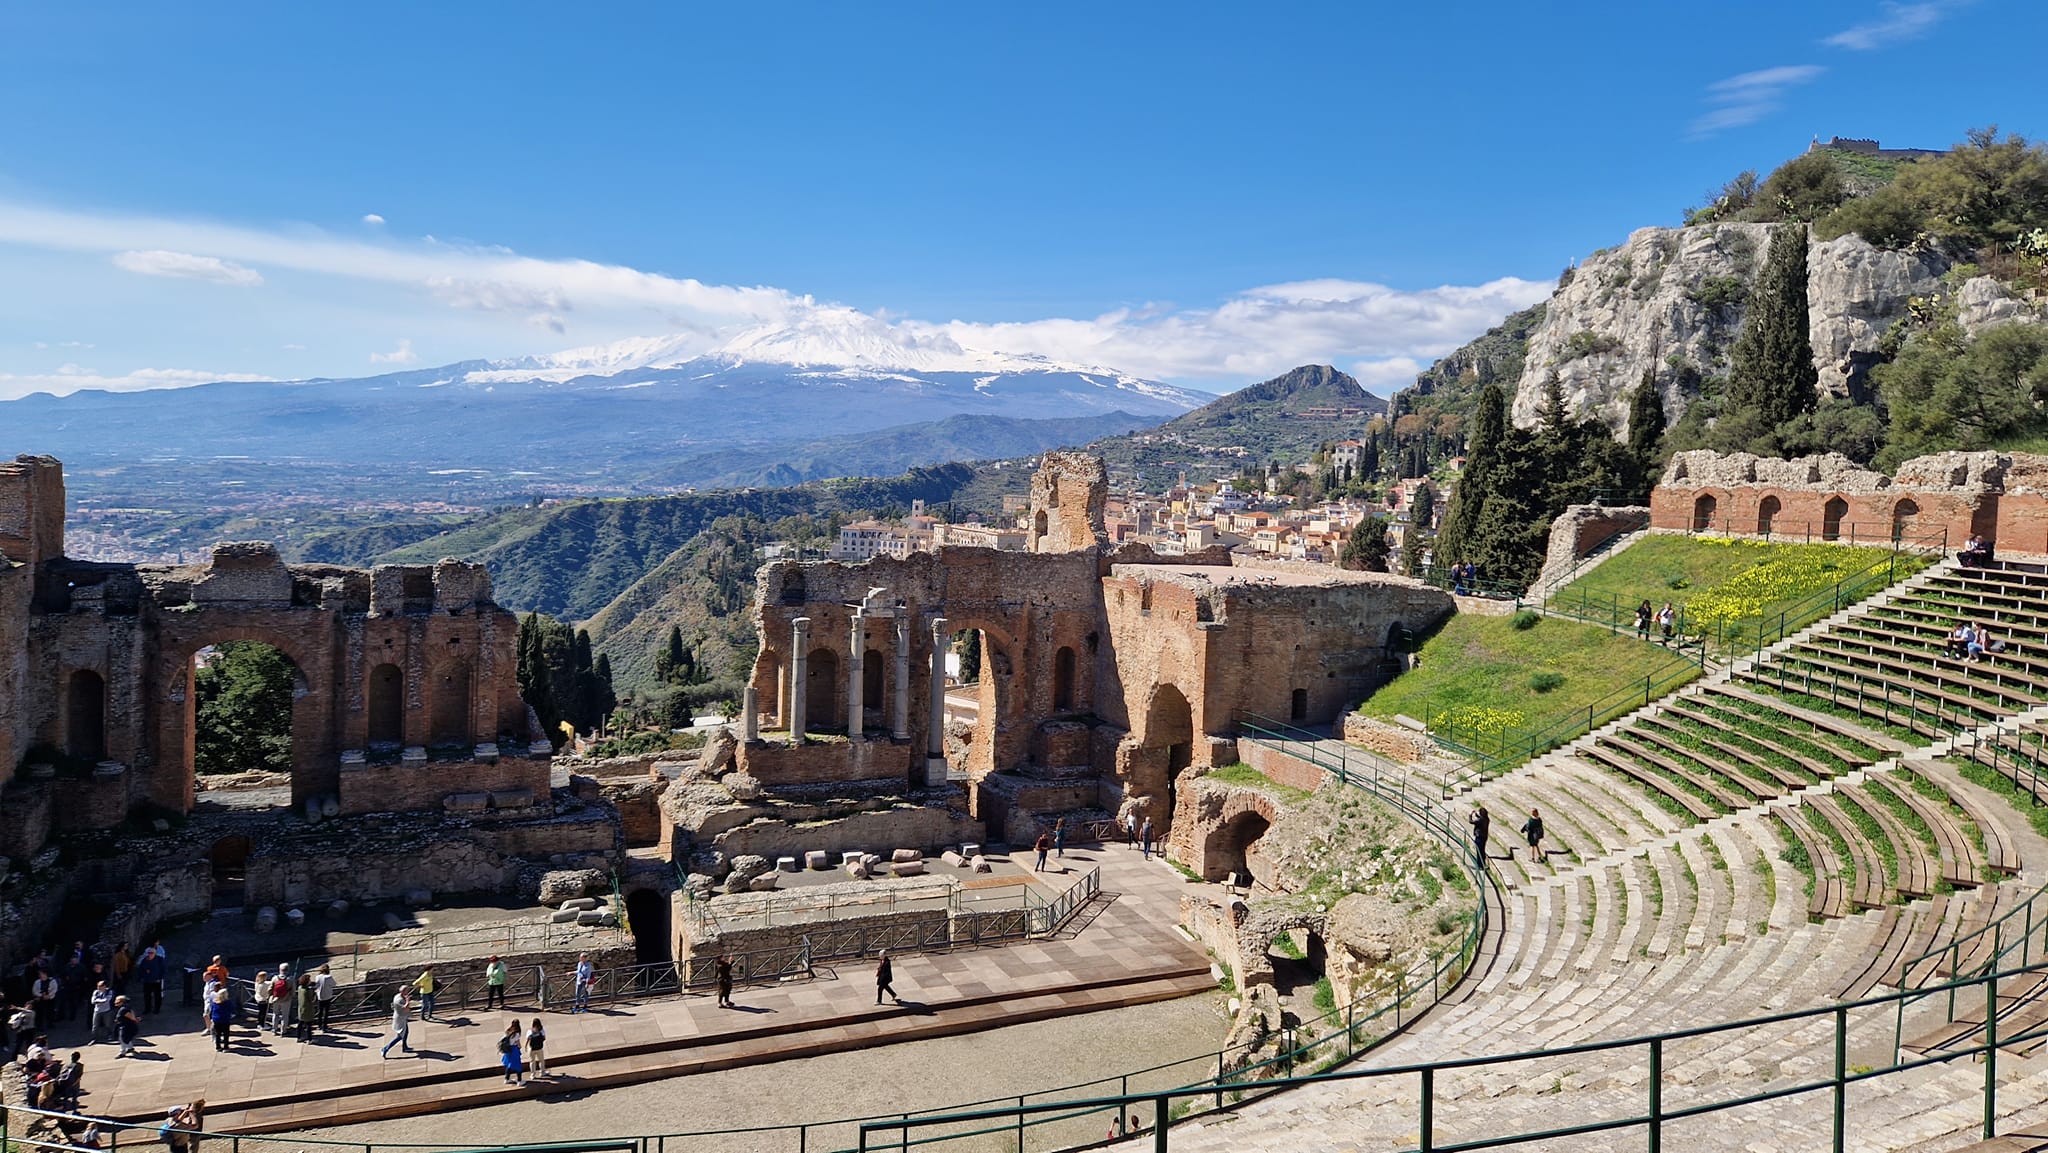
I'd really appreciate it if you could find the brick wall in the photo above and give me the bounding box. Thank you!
[337,754,553,816]
[1239,742,1327,794]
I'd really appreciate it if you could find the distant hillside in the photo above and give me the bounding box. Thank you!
[1089,364,1390,488]
[1397,302,1546,422]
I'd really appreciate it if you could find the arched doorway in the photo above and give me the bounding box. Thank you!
[1290,688,1309,723]
[1823,497,1849,541]
[624,889,673,965]
[192,641,298,778]
[1757,495,1782,536]
[1032,510,1049,549]
[1893,498,1920,542]
[67,669,106,761]
[430,660,472,746]
[209,834,253,911]
[806,648,839,733]
[1203,809,1273,884]
[367,662,404,746]
[1053,646,1076,711]
[1692,493,1718,533]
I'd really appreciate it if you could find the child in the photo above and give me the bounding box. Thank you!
[498,1020,525,1083]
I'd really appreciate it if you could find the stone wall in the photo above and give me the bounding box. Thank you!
[1341,715,1432,763]
[0,779,55,861]
[1238,742,1328,796]
[738,737,915,787]
[247,836,521,907]
[704,802,983,861]
[1650,449,2017,549]
[1534,504,1651,594]
[597,776,670,846]
[338,753,553,817]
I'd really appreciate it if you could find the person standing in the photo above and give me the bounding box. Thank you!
[485,956,507,1010]
[252,971,272,1035]
[138,943,167,1015]
[497,1021,524,1084]
[31,967,58,1031]
[1124,811,1137,849]
[110,944,132,996]
[1053,817,1066,860]
[268,969,292,1035]
[1657,602,1677,646]
[412,967,437,1022]
[89,980,115,1044]
[1634,600,1653,641]
[380,989,412,1058]
[1520,807,1547,864]
[1033,831,1051,872]
[1469,805,1491,870]
[525,1018,548,1078]
[207,988,233,1052]
[313,965,337,1032]
[293,976,317,1043]
[114,997,140,1058]
[875,949,897,1005]
[572,954,594,1013]
[1140,816,1155,861]
[714,954,734,1009]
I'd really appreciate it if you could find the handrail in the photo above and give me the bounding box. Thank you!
[1236,711,1448,798]
[1421,650,1705,778]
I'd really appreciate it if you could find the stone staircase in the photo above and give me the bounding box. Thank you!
[1155,561,2048,1152]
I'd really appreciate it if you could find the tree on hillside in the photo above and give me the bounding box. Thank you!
[1436,380,1506,564]
[653,624,696,686]
[1820,128,2048,250]
[1626,368,1667,493]
[1340,516,1390,572]
[1720,224,1817,446]
[516,613,614,743]
[193,641,294,775]
[1877,321,2048,466]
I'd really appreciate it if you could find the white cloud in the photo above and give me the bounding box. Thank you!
[111,249,264,286]
[282,343,306,351]
[1824,2,1947,50]
[0,365,274,398]
[1688,64,1825,139]
[362,213,386,225]
[370,338,418,365]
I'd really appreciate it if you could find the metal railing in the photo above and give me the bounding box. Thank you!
[1421,652,1706,779]
[1655,512,1953,548]
[1413,563,1523,601]
[287,916,598,980]
[1236,712,1454,800]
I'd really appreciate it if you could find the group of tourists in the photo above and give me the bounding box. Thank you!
[1947,620,2008,662]
[1633,600,1680,645]
[1468,803,1546,867]
[1448,560,1483,596]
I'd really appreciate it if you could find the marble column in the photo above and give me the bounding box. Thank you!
[927,615,949,785]
[892,614,912,740]
[847,611,866,737]
[789,618,811,743]
[742,684,758,743]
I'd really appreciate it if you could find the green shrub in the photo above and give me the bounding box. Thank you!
[1527,671,1565,693]
[1560,331,1622,362]
[1509,610,1541,631]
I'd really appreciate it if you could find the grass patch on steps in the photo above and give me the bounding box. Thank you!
[1864,777,1939,853]
[1203,762,1313,805]
[1746,684,1926,747]
[1360,612,1696,757]
[1949,757,2048,841]
[1770,814,1817,900]
[1551,536,1921,643]
[1835,793,1898,892]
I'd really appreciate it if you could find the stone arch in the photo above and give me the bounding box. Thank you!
[430,659,472,745]
[1290,688,1308,722]
[209,834,253,911]
[1053,645,1076,711]
[160,627,324,812]
[806,647,839,733]
[753,649,784,727]
[367,662,404,746]
[1757,494,1782,535]
[1692,492,1718,532]
[942,617,1023,778]
[1198,790,1278,884]
[1893,497,1921,541]
[1144,683,1196,826]
[624,889,673,965]
[1823,496,1849,541]
[1032,510,1049,549]
[66,668,106,761]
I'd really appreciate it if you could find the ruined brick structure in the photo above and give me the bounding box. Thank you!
[738,452,1455,843]
[1649,450,2048,552]
[0,454,546,827]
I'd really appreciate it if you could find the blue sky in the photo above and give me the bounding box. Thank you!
[0,1,2038,399]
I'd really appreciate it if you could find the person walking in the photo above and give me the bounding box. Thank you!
[525,1018,548,1078]
[572,954,594,1013]
[89,980,115,1043]
[1657,602,1677,646]
[1140,816,1155,861]
[485,956,507,1010]
[1520,807,1547,864]
[1634,599,1653,641]
[114,997,140,1058]
[1124,811,1137,849]
[137,943,166,1015]
[1469,805,1491,870]
[1033,831,1052,872]
[875,949,897,1005]
[412,967,437,1022]
[313,965,337,1032]
[497,1021,525,1084]
[206,988,233,1052]
[1053,817,1067,860]
[293,976,317,1043]
[380,989,412,1058]
[714,954,734,1008]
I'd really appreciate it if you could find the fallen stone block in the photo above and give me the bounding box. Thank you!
[960,842,981,858]
[284,908,306,928]
[576,909,609,926]
[402,887,433,908]
[840,850,865,867]
[490,789,535,809]
[844,859,871,880]
[549,908,582,924]
[891,848,923,864]
[890,860,926,877]
[777,856,800,872]
[747,872,781,891]
[538,868,605,904]
[382,912,409,931]
[941,850,966,868]
[560,896,602,911]
[804,850,831,870]
[325,899,350,920]
[320,795,340,819]
[445,792,491,813]
[970,855,992,873]
[252,906,278,933]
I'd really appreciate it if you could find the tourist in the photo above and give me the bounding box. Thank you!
[252,971,272,1034]
[313,965,337,1032]
[137,942,167,1015]
[1657,602,1677,646]
[268,969,292,1035]
[1962,533,1993,567]
[714,954,734,1008]
[58,1050,85,1106]
[1140,816,1155,861]
[198,971,219,1035]
[412,967,437,1022]
[1977,624,2009,661]
[1033,830,1051,872]
[206,987,233,1052]
[875,949,897,1005]
[380,989,413,1058]
[1949,621,1976,660]
[159,1108,188,1153]
[293,976,317,1043]
[88,979,115,1043]
[1634,600,1653,641]
[1520,808,1546,864]
[1469,805,1491,868]
[31,966,57,1030]
[497,1020,524,1084]
[526,1017,548,1077]
[110,943,131,995]
[115,996,140,1057]
[60,945,87,1021]
[1124,811,1137,849]
[202,955,228,988]
[484,956,507,1010]
[6,1000,35,1059]
[572,954,594,1013]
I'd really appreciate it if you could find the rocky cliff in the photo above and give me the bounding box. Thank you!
[1507,223,2045,435]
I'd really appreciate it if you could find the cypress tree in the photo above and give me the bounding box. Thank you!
[1726,224,1819,433]
[1626,367,1667,493]
[1438,379,1506,563]
[1340,516,1390,572]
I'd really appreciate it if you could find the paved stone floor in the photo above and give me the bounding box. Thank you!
[58,842,1214,1136]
